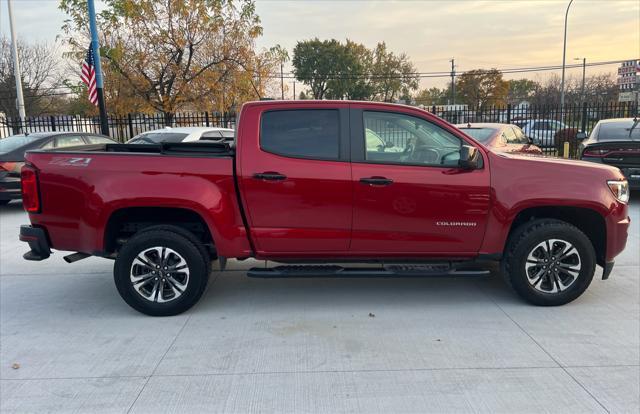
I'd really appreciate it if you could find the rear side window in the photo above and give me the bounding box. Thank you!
[261,110,340,159]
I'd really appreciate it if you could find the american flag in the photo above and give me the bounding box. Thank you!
[80,44,98,106]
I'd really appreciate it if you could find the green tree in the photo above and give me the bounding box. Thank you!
[292,39,418,101]
[414,87,447,106]
[507,78,539,104]
[456,69,509,108]
[370,42,419,102]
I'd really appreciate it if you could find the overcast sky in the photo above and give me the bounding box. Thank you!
[1,0,638,90]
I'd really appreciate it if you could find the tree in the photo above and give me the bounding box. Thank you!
[292,39,419,101]
[507,79,539,104]
[292,38,341,99]
[0,36,63,120]
[369,42,419,102]
[456,69,509,108]
[59,0,277,121]
[414,87,447,106]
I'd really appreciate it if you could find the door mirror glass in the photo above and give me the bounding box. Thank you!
[458,145,480,169]
[575,132,587,140]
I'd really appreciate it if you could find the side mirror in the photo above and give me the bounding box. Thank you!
[385,140,394,148]
[458,145,480,170]
[527,136,534,144]
[576,132,587,141]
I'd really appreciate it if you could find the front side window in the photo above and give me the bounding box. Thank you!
[503,127,518,144]
[84,135,114,144]
[363,111,462,166]
[261,110,340,159]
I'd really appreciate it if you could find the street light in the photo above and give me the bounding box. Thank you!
[560,0,574,119]
[574,57,586,104]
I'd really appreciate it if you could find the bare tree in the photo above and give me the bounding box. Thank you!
[0,36,63,120]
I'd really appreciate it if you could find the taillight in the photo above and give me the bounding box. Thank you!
[582,148,609,157]
[0,162,16,172]
[21,165,40,213]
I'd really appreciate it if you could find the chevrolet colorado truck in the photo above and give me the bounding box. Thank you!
[19,101,631,316]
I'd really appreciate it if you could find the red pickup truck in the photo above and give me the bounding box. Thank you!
[19,101,630,316]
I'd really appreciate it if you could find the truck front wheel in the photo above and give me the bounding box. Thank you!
[114,229,210,316]
[502,219,596,306]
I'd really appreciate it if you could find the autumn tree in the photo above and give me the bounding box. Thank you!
[59,0,279,121]
[369,42,419,102]
[456,69,509,109]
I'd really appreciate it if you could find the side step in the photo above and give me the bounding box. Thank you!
[246,264,490,278]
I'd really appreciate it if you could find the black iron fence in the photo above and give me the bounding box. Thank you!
[0,112,236,143]
[1,102,638,158]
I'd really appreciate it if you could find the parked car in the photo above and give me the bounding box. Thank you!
[0,132,115,205]
[126,127,235,144]
[580,117,640,189]
[20,100,629,315]
[456,123,542,155]
[514,119,568,148]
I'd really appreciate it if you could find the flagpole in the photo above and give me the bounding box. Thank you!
[87,0,109,136]
[7,0,26,129]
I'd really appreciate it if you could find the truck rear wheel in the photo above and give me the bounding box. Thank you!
[114,229,209,316]
[502,219,596,306]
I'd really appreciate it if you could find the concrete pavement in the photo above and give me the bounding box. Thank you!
[1,199,638,413]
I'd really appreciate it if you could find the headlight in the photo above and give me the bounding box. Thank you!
[607,180,630,203]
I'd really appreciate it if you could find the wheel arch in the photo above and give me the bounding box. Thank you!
[506,206,606,266]
[103,206,216,257]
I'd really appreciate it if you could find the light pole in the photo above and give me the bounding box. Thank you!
[560,0,574,118]
[574,57,586,103]
[7,0,26,127]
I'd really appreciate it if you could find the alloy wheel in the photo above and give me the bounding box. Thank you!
[130,246,190,303]
[524,238,581,294]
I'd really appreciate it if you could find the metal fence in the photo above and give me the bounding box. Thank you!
[1,101,638,158]
[0,112,236,143]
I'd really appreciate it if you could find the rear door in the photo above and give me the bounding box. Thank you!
[238,104,352,254]
[350,107,491,256]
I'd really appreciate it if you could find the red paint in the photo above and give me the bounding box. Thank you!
[22,100,629,264]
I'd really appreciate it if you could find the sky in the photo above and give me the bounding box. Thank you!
[0,0,638,92]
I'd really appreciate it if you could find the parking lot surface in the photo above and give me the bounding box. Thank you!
[1,199,638,413]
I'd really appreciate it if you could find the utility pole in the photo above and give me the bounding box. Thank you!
[293,81,296,100]
[7,0,26,128]
[280,63,284,100]
[87,0,109,136]
[560,0,574,119]
[449,58,456,105]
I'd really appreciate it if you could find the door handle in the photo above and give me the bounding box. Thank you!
[359,176,393,186]
[253,172,287,181]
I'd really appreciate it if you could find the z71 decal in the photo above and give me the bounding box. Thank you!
[49,157,92,167]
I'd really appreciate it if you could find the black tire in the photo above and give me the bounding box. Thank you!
[114,229,210,316]
[502,219,596,306]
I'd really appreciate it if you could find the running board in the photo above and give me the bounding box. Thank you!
[246,264,490,278]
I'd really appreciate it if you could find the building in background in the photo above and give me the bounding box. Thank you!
[617,60,639,104]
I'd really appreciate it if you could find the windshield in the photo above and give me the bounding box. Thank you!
[128,132,189,144]
[596,121,640,141]
[459,128,496,143]
[0,135,41,153]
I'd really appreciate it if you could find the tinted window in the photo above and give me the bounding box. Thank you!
[459,128,496,143]
[595,121,640,141]
[364,111,461,166]
[56,135,85,147]
[261,110,340,159]
[0,135,40,153]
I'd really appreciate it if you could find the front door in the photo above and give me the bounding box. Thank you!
[350,107,491,256]
[238,105,352,255]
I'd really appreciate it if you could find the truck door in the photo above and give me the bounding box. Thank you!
[238,104,352,255]
[350,107,491,256]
